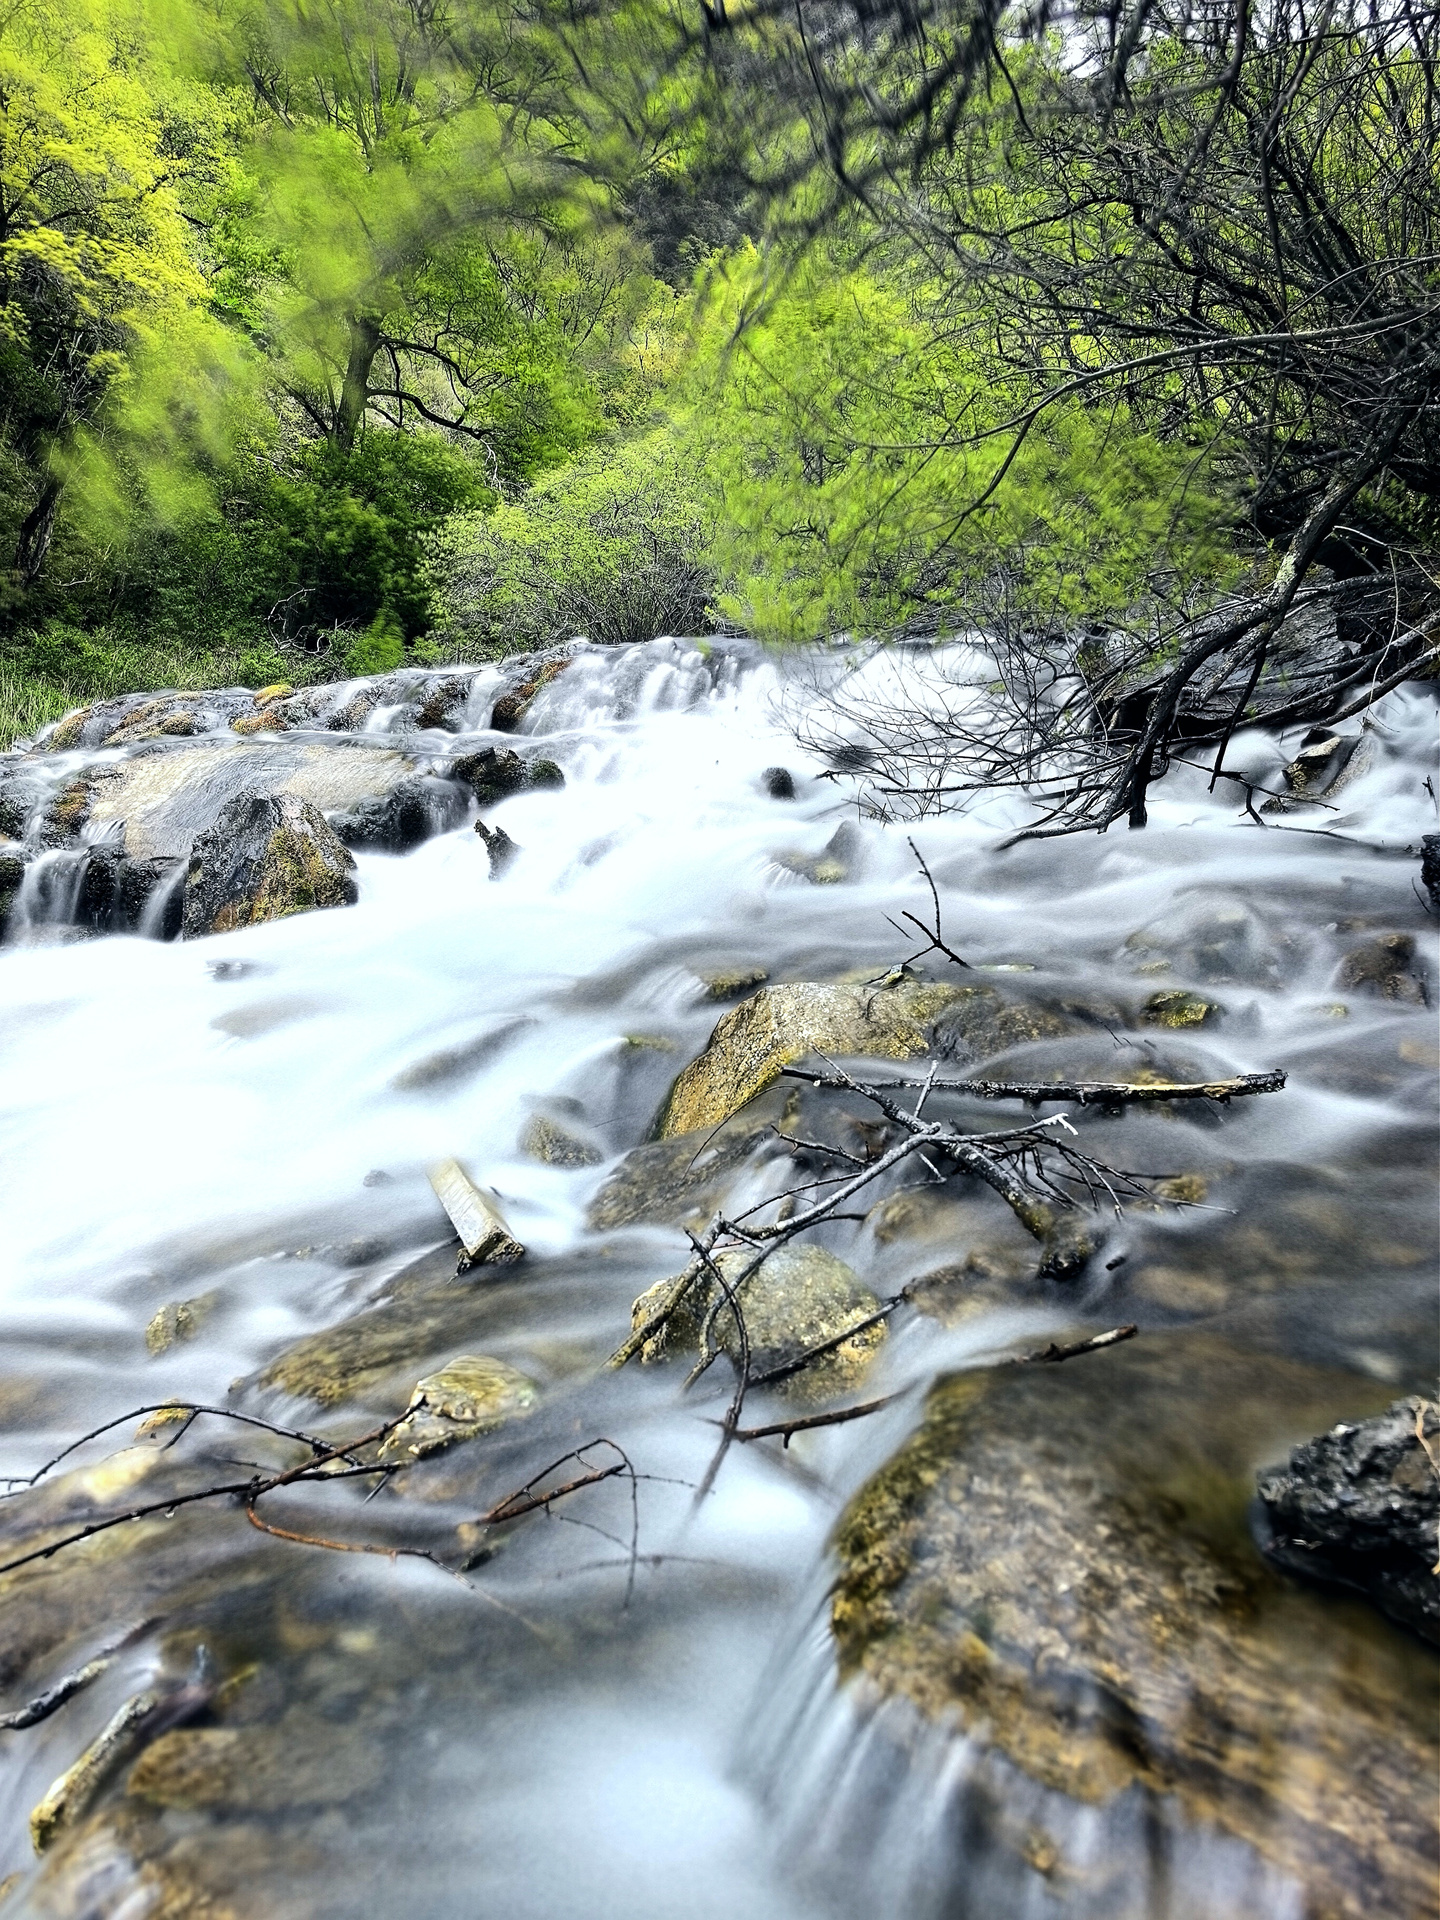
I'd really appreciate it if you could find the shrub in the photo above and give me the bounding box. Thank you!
[426,430,719,654]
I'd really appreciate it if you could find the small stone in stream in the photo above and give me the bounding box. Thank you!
[1141,988,1221,1028]
[475,818,519,878]
[1255,1395,1440,1644]
[362,1168,394,1187]
[520,1115,603,1168]
[1337,931,1427,1004]
[906,1246,1043,1324]
[145,1293,217,1355]
[180,791,356,938]
[526,757,565,788]
[429,1158,524,1267]
[630,1243,885,1398]
[378,1355,537,1459]
[587,1114,772,1231]
[0,846,26,922]
[1421,834,1440,912]
[762,766,796,798]
[698,966,769,1002]
[774,820,860,884]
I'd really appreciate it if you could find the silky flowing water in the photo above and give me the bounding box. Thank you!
[0,639,1433,1918]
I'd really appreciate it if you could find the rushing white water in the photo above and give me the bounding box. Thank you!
[0,638,1433,1918]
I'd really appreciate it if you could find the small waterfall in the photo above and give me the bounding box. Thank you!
[8,845,93,942]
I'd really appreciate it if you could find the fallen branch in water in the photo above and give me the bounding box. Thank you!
[781,1065,1287,1106]
[731,1394,902,1446]
[1013,1324,1138,1365]
[881,839,971,970]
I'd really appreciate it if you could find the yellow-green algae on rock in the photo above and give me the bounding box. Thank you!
[830,1331,1436,1918]
[654,978,965,1138]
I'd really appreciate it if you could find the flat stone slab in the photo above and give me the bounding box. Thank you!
[87,741,418,859]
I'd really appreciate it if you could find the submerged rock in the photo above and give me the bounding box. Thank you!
[697,965,770,1002]
[1256,1396,1440,1644]
[490,656,570,730]
[520,1115,603,1168]
[830,1335,1434,1920]
[774,821,860,884]
[586,1114,774,1230]
[654,977,965,1138]
[630,1243,885,1396]
[85,740,420,862]
[378,1355,537,1460]
[1141,988,1221,1029]
[1338,931,1428,1004]
[180,792,357,938]
[127,1711,384,1814]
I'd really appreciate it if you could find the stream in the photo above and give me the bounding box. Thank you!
[0,637,1434,1919]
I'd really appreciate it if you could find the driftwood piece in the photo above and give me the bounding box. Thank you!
[781,1065,1287,1105]
[429,1159,525,1267]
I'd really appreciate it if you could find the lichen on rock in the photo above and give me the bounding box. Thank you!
[378,1354,537,1459]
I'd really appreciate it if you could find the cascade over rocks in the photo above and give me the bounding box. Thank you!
[181,792,356,938]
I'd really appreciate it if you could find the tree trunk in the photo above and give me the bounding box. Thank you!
[335,314,382,451]
[13,475,62,588]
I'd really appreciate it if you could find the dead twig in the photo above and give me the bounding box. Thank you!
[1012,1325,1139,1365]
[781,1064,1286,1106]
[731,1394,903,1446]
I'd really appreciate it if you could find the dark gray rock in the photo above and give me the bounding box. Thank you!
[762,765,796,798]
[1337,931,1427,1004]
[181,792,357,939]
[1256,1395,1440,1643]
[451,747,527,804]
[1420,834,1440,913]
[0,846,26,924]
[474,819,519,878]
[328,773,468,852]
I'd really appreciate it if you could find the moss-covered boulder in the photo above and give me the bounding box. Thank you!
[630,1243,885,1396]
[830,1334,1435,1918]
[181,792,356,939]
[654,978,965,1138]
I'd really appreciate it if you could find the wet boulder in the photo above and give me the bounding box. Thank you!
[630,1243,886,1397]
[451,746,564,806]
[83,739,422,861]
[180,791,357,939]
[762,766,796,798]
[328,772,468,852]
[0,845,26,923]
[378,1355,537,1460]
[830,1334,1434,1920]
[1422,834,1440,913]
[929,984,1080,1064]
[654,977,966,1138]
[1142,988,1222,1029]
[1256,1396,1440,1644]
[74,846,183,935]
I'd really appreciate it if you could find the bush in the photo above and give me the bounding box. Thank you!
[426,431,719,654]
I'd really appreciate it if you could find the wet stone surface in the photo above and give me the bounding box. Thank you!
[829,1333,1438,1920]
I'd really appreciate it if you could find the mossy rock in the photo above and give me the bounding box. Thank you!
[830,1333,1434,1918]
[654,978,966,1138]
[377,1355,537,1459]
[1141,988,1222,1029]
[631,1243,885,1397]
[181,792,356,939]
[128,1712,384,1814]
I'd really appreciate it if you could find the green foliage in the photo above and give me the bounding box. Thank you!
[343,609,406,677]
[428,430,718,652]
[685,247,1239,642]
